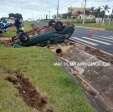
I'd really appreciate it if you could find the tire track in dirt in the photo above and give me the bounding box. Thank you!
[0,69,53,112]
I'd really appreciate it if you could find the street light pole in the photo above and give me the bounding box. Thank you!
[49,9,51,19]
[56,0,59,20]
[82,0,86,24]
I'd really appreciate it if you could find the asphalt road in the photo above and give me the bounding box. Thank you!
[70,27,113,54]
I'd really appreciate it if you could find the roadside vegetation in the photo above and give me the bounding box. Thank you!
[75,23,113,31]
[61,18,113,31]
[0,44,4,48]
[60,4,113,31]
[0,48,95,112]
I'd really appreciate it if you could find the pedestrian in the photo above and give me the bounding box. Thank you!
[14,18,22,34]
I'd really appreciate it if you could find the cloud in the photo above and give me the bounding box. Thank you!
[0,0,112,20]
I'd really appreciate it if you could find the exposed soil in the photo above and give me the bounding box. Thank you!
[5,71,53,112]
[57,44,113,112]
[0,37,12,47]
[85,46,113,64]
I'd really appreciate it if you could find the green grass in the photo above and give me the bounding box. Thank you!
[23,21,32,32]
[0,43,4,48]
[0,77,32,112]
[0,48,95,112]
[75,23,113,31]
[3,29,16,37]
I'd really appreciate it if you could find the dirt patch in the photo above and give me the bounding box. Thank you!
[85,46,113,64]
[5,72,53,112]
[58,44,113,112]
[0,37,12,47]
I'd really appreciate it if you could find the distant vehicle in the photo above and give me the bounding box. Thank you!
[0,17,13,33]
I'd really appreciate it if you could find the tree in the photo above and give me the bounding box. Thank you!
[102,5,110,23]
[9,13,23,20]
[111,9,113,20]
[9,13,15,18]
[95,7,102,18]
[90,7,95,15]
[103,5,110,14]
[62,13,68,19]
[85,9,90,15]
[15,13,23,20]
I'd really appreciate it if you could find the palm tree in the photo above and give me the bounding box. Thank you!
[102,5,110,23]
[90,7,95,15]
[103,5,110,14]
[110,9,113,21]
[95,7,102,18]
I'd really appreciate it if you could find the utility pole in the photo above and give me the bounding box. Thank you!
[56,0,59,20]
[49,9,51,19]
[82,0,86,24]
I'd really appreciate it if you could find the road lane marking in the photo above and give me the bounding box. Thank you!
[81,37,111,45]
[93,35,113,40]
[93,36,113,43]
[74,32,113,40]
[70,38,95,47]
[71,37,98,46]
[109,36,113,38]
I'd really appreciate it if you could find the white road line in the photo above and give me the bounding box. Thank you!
[109,36,113,38]
[94,35,113,40]
[71,37,98,46]
[74,31,113,40]
[81,37,111,45]
[93,36,113,43]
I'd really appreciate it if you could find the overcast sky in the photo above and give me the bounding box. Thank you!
[0,0,113,20]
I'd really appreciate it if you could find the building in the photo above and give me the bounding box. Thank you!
[68,7,95,20]
[68,7,85,16]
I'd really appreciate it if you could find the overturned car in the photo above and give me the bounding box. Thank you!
[12,21,75,47]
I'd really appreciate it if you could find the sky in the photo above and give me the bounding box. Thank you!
[0,0,113,20]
